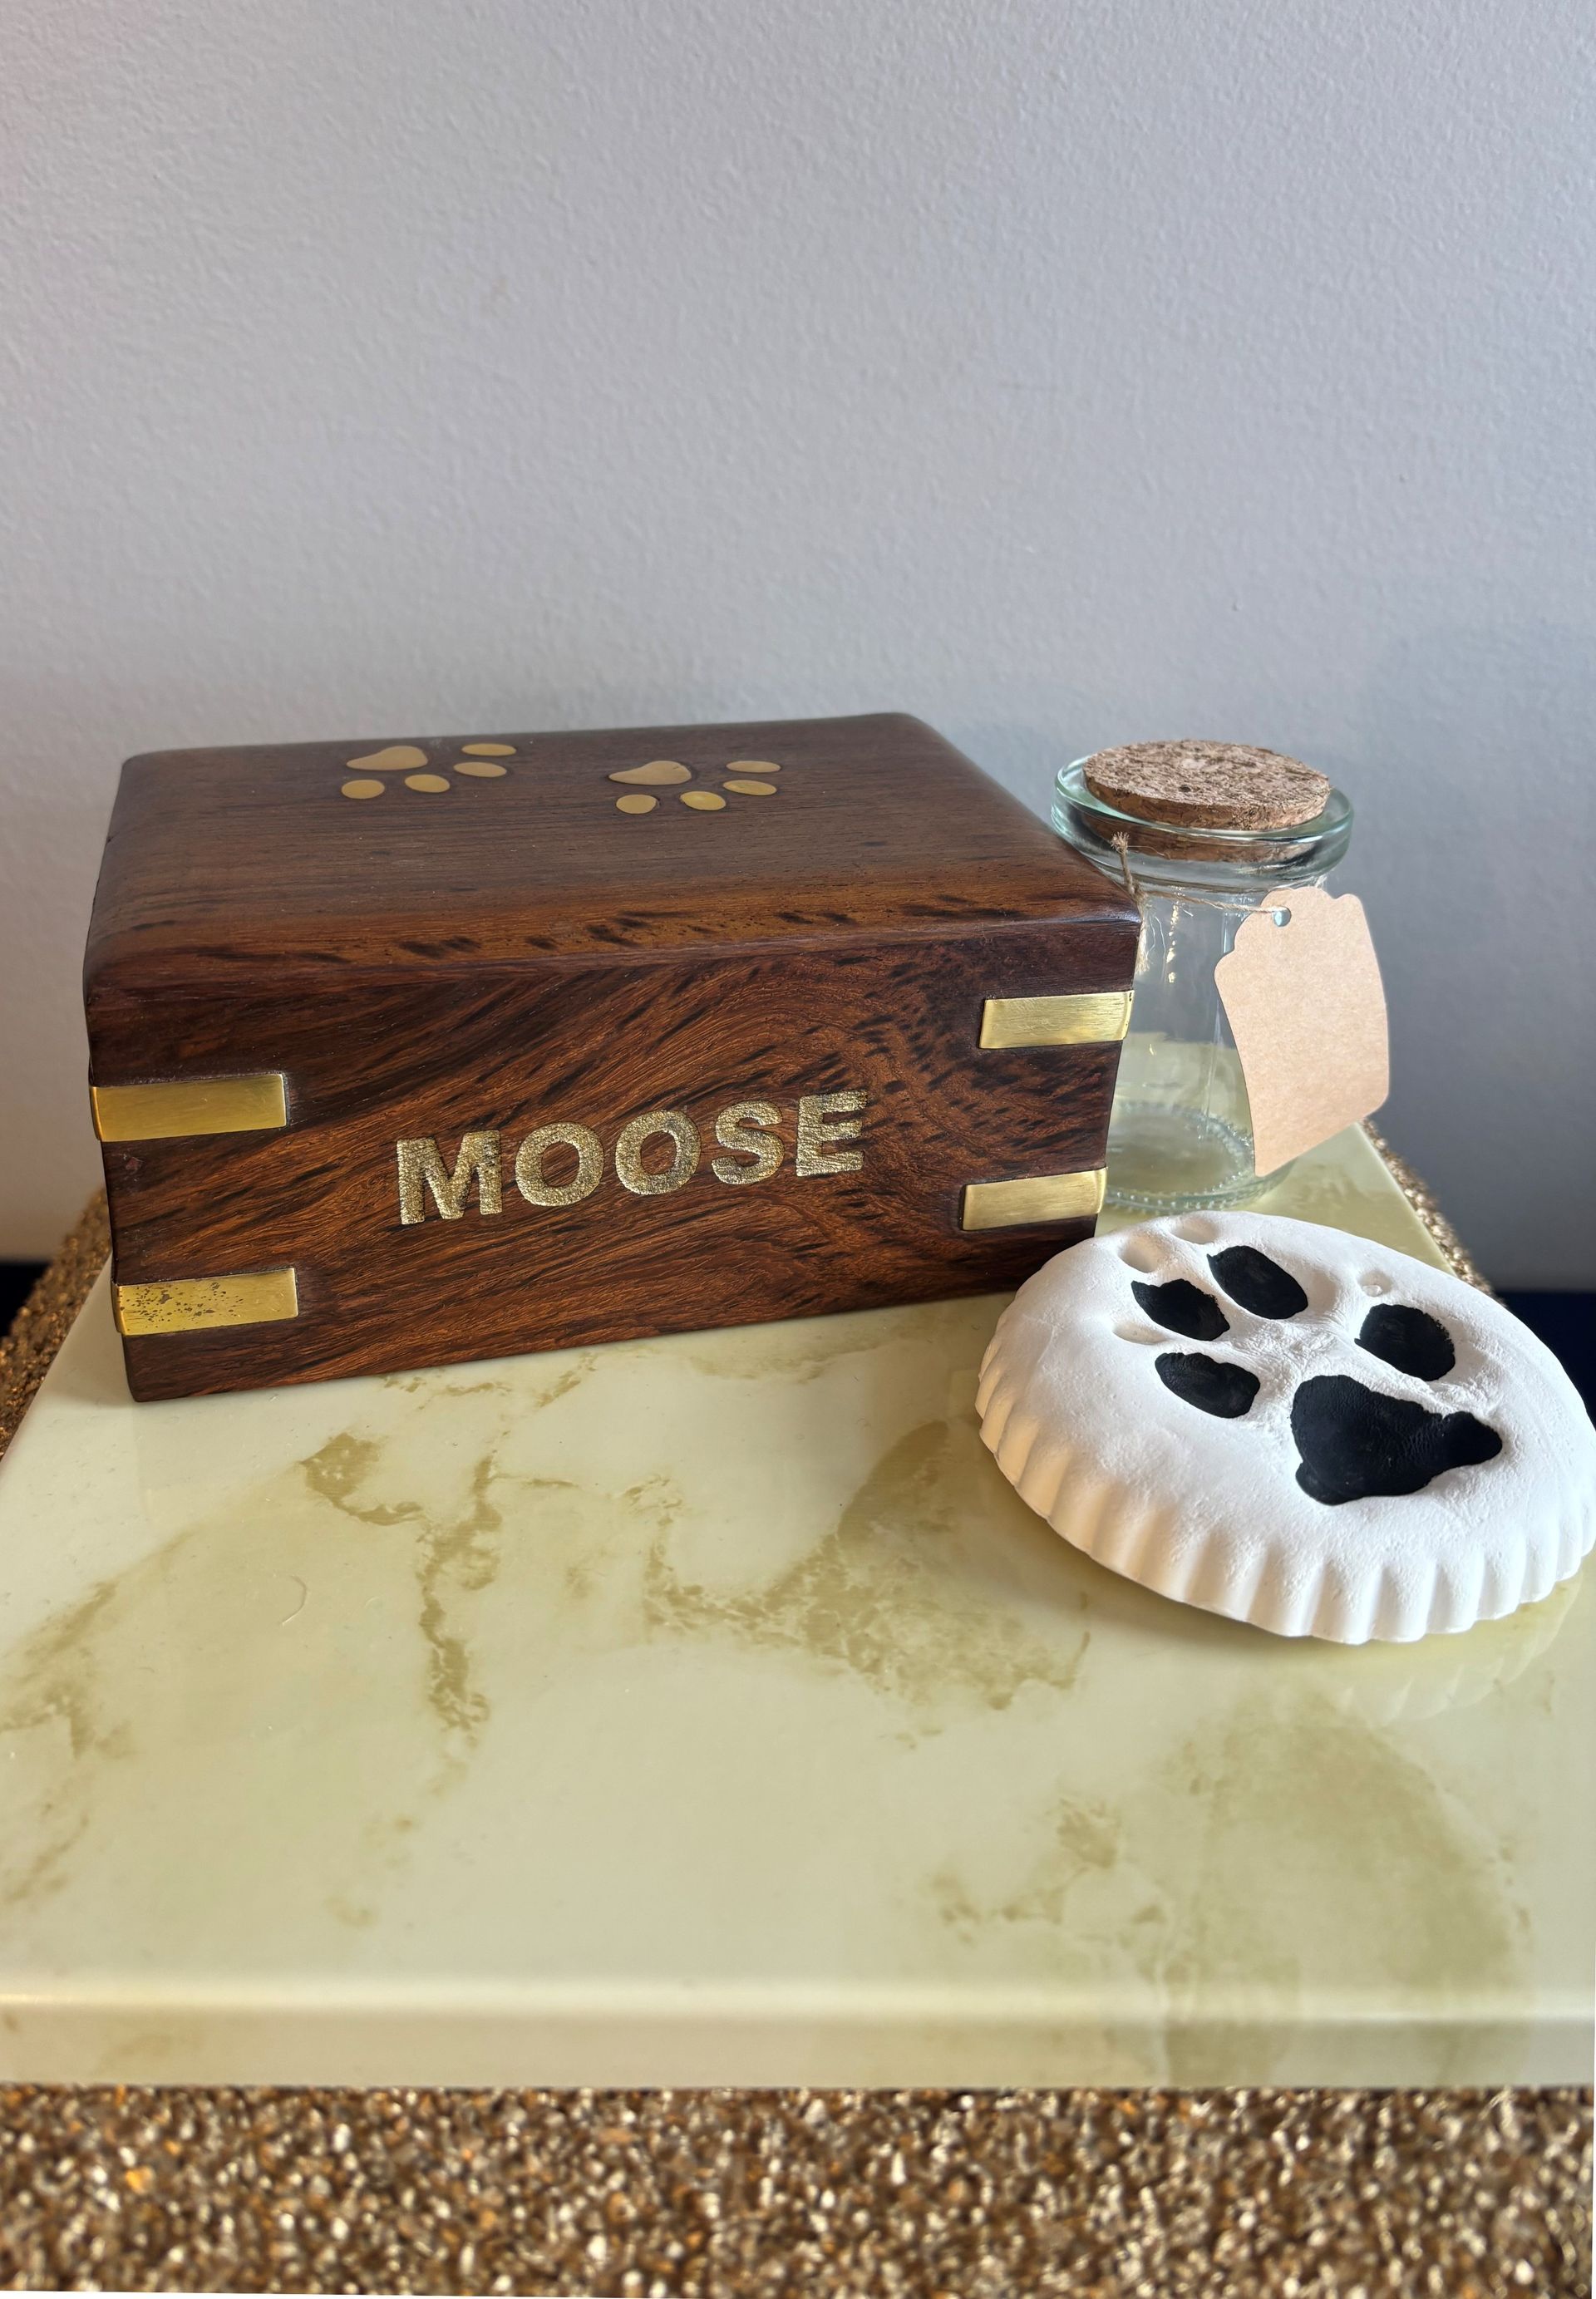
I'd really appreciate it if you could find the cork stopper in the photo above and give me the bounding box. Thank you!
[1082,741,1332,832]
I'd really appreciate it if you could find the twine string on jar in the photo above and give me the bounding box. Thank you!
[1110,829,1268,920]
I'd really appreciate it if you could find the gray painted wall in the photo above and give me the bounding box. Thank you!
[3,0,1592,1282]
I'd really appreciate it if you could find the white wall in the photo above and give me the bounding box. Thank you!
[3,0,1592,1284]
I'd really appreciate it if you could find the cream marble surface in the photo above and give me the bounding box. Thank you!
[0,1128,1590,2087]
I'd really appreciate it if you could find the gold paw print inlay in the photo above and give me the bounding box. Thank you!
[339,741,517,800]
[607,758,783,816]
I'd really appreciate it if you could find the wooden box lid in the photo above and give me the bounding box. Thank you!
[86,712,1133,992]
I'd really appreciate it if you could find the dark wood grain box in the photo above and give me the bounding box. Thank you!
[84,713,1139,1400]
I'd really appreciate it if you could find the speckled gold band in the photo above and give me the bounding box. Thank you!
[1363,1120,1490,1290]
[0,1192,110,1466]
[0,2081,1587,2292]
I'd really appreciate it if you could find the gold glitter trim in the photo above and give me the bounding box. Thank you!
[1362,1121,1491,1292]
[0,2083,1584,2292]
[0,1192,110,1463]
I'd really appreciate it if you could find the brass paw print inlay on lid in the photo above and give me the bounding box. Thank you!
[338,740,519,800]
[347,745,428,772]
[607,758,784,816]
[456,742,514,778]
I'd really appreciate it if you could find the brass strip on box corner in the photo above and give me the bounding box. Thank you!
[92,1072,289,1143]
[978,992,1131,1050]
[960,1168,1106,1232]
[114,1267,300,1338]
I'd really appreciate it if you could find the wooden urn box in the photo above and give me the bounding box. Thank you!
[84,713,1139,1401]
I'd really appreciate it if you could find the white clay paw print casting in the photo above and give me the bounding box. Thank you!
[977,1209,1596,1644]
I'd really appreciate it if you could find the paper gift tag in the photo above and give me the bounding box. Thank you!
[1214,885,1389,1176]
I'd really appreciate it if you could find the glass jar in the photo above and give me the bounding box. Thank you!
[1053,759,1353,1212]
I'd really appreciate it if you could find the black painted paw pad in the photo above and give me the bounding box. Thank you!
[1207,1244,1308,1321]
[1155,1351,1258,1418]
[1291,1376,1500,1505]
[1133,1247,1502,1507]
[1357,1302,1455,1381]
[1132,1277,1229,1341]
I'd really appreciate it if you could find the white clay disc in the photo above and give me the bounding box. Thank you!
[977,1209,1596,1644]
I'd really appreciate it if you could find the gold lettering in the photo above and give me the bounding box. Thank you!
[396,1088,869,1224]
[515,1123,603,1208]
[397,1132,502,1223]
[711,1101,783,1184]
[796,1089,865,1176]
[614,1109,700,1196]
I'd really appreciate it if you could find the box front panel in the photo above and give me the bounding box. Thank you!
[91,919,1132,1398]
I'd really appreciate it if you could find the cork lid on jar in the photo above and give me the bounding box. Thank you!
[1082,741,1332,832]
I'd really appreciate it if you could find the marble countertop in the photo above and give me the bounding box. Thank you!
[0,1126,1589,2088]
